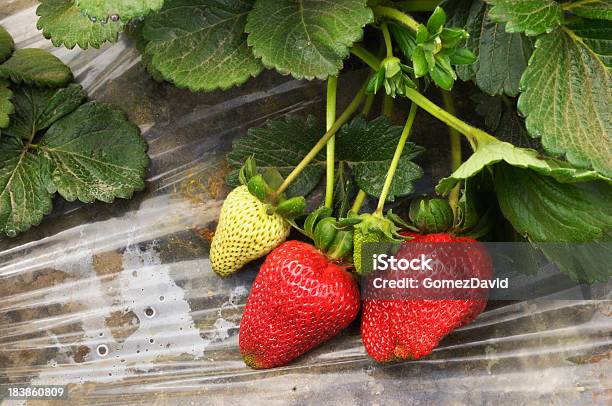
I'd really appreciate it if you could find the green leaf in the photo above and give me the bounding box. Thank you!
[412,47,429,77]
[227,115,326,197]
[0,135,54,236]
[40,102,149,203]
[444,0,533,96]
[3,84,87,140]
[518,23,612,177]
[566,18,612,68]
[75,0,164,20]
[0,49,73,87]
[335,116,424,201]
[430,62,454,90]
[436,139,610,194]
[0,25,15,64]
[495,163,612,282]
[564,0,612,21]
[245,0,373,80]
[36,0,125,50]
[472,92,542,150]
[427,6,447,34]
[0,80,13,129]
[485,0,563,36]
[143,0,262,92]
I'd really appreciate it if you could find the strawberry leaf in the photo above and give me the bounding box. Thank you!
[0,49,72,87]
[0,25,14,64]
[485,0,563,36]
[245,0,373,80]
[3,84,87,140]
[0,80,13,129]
[563,0,612,21]
[443,0,532,96]
[143,0,263,92]
[40,102,149,203]
[0,136,55,236]
[75,0,164,20]
[518,21,612,177]
[335,116,424,202]
[495,164,612,283]
[227,115,326,197]
[36,0,125,50]
[436,140,610,195]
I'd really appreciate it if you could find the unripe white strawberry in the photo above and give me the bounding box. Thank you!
[210,185,290,277]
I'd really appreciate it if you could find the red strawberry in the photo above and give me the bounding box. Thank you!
[239,240,361,369]
[361,233,492,362]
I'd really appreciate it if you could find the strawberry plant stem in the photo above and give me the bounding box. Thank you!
[375,102,418,217]
[383,96,394,118]
[351,45,381,70]
[373,6,421,32]
[325,76,338,209]
[273,79,368,199]
[381,23,394,58]
[362,93,375,117]
[441,90,462,217]
[351,189,367,213]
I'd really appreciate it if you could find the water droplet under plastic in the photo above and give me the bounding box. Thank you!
[144,306,155,318]
[6,229,16,237]
[110,14,120,22]
[97,344,108,356]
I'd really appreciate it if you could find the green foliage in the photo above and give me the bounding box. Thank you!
[564,0,612,20]
[0,80,13,129]
[36,0,125,50]
[246,0,373,79]
[143,0,263,92]
[335,116,424,201]
[495,164,612,282]
[389,8,476,90]
[75,0,164,20]
[0,49,73,87]
[0,26,14,64]
[518,21,612,177]
[437,140,610,195]
[485,0,564,36]
[227,115,326,197]
[444,0,532,96]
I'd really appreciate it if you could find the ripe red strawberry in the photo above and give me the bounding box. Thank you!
[239,240,360,369]
[361,232,492,362]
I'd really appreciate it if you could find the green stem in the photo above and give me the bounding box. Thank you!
[395,0,440,12]
[381,22,394,58]
[351,189,367,214]
[373,5,421,32]
[375,102,418,217]
[441,90,462,217]
[351,45,380,70]
[383,95,394,118]
[350,50,498,149]
[362,93,375,117]
[273,79,368,199]
[325,76,338,208]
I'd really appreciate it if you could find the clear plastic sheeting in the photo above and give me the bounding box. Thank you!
[0,3,610,405]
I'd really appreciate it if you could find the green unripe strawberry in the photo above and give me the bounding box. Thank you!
[210,185,290,277]
[353,213,405,275]
[409,196,454,233]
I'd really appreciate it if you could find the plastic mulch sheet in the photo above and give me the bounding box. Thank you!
[0,3,610,405]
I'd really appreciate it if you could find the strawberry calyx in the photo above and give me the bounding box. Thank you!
[303,207,359,262]
[408,196,454,233]
[238,157,306,220]
[354,212,407,243]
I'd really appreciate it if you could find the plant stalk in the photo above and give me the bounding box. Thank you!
[375,102,418,217]
[351,45,381,70]
[351,189,367,214]
[325,76,338,208]
[362,93,375,117]
[273,79,368,199]
[373,6,421,32]
[441,90,462,217]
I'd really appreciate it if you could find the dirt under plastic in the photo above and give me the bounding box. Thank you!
[0,3,610,405]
